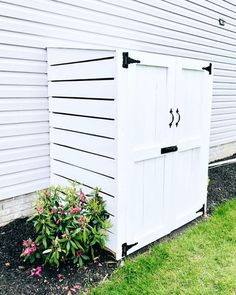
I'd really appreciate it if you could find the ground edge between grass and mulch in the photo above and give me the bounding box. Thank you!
[92,199,236,295]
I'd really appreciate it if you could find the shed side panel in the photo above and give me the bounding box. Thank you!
[0,0,236,202]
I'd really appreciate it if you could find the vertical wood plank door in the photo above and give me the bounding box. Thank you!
[120,52,212,255]
[123,52,176,251]
[170,60,213,229]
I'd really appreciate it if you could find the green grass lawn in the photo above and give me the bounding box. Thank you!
[91,200,236,295]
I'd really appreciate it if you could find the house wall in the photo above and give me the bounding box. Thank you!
[1,0,236,225]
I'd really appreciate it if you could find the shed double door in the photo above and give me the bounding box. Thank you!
[124,52,212,253]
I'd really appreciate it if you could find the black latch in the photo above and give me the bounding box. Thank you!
[122,52,140,68]
[161,145,178,154]
[196,204,205,215]
[122,242,138,257]
[202,63,212,75]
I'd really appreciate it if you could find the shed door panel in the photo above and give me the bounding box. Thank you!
[126,57,175,246]
[123,52,212,254]
[170,61,212,228]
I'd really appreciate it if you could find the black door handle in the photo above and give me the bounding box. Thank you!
[176,108,181,127]
[169,108,174,128]
[161,145,178,154]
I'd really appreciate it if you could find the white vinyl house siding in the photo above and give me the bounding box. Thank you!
[0,0,236,216]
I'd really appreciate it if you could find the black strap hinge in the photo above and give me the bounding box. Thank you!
[196,204,205,215]
[122,52,140,68]
[122,242,138,257]
[202,63,212,75]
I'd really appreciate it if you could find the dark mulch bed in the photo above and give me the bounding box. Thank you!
[0,219,117,295]
[208,154,236,213]
[0,155,236,295]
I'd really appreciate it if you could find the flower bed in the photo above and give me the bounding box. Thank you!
[0,160,236,294]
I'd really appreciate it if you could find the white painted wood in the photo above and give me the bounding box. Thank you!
[48,80,115,99]
[50,128,115,158]
[48,58,115,80]
[51,160,115,196]
[0,0,234,254]
[50,113,115,138]
[51,144,115,177]
[47,48,115,65]
[115,51,212,258]
[119,51,176,251]
[49,98,115,119]
[48,48,118,254]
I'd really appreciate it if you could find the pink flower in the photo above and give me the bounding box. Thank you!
[23,239,30,247]
[57,273,64,282]
[70,207,81,214]
[77,191,85,198]
[76,251,81,257]
[70,284,81,292]
[74,284,81,290]
[50,209,56,214]
[31,243,37,252]
[22,242,37,256]
[23,248,32,256]
[31,266,42,277]
[77,216,86,224]
[81,196,87,203]
[38,207,44,215]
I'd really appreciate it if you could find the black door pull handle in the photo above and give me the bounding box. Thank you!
[161,145,178,154]
[176,108,181,127]
[169,108,174,128]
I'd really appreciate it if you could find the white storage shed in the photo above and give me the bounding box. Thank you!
[48,48,213,259]
[0,0,236,234]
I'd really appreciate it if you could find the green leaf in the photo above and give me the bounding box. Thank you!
[81,254,90,261]
[45,226,50,235]
[43,249,52,254]
[71,245,75,256]
[70,240,77,249]
[42,237,47,248]
[79,257,84,267]
[66,241,70,254]
[36,252,41,259]
[83,230,87,242]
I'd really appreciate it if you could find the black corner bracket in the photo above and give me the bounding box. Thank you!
[219,18,226,26]
[196,204,205,215]
[122,242,138,257]
[202,63,212,75]
[122,52,140,68]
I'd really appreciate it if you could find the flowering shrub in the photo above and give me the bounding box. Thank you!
[21,183,111,267]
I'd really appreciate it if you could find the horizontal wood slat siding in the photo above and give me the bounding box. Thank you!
[1,0,236,202]
[48,50,117,237]
[48,50,117,250]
